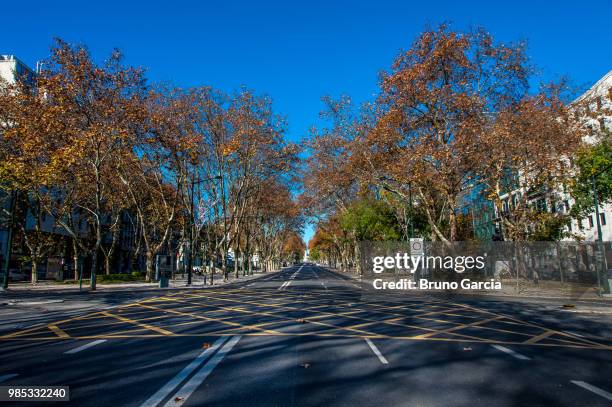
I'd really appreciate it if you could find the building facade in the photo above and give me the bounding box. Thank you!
[469,70,612,242]
[1,55,141,281]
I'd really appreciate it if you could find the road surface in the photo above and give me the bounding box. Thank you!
[0,264,611,406]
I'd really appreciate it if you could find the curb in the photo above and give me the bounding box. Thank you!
[327,268,612,304]
[0,269,282,296]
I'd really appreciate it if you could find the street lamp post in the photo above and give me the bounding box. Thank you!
[592,175,603,242]
[187,174,195,286]
[409,181,414,239]
[591,171,612,296]
[1,191,16,290]
[220,172,229,281]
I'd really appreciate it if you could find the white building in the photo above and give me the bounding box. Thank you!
[1,56,35,270]
[0,55,34,84]
[493,70,611,241]
[566,70,612,241]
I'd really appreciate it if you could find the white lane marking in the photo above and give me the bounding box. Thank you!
[0,374,18,383]
[165,335,242,407]
[364,338,388,364]
[491,344,531,360]
[140,336,229,407]
[312,269,328,290]
[571,380,612,401]
[564,330,585,338]
[65,339,107,354]
[278,281,289,290]
[290,265,303,280]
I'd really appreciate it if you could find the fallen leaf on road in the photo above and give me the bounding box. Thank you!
[202,343,211,349]
[174,396,184,401]
[300,363,310,368]
[296,318,306,323]
[463,347,472,351]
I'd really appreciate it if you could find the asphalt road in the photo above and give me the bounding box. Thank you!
[0,264,611,407]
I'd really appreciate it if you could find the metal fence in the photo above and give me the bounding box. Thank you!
[359,241,612,298]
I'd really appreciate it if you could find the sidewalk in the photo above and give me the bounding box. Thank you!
[0,268,281,297]
[326,266,612,307]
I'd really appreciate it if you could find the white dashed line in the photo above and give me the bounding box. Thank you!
[164,335,241,407]
[279,281,291,290]
[312,269,328,290]
[65,339,107,354]
[491,344,531,360]
[140,336,229,407]
[571,380,612,401]
[365,338,388,364]
[0,373,18,383]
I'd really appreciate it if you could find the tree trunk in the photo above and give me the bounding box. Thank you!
[90,249,98,290]
[145,251,154,282]
[234,250,239,279]
[73,239,79,281]
[209,258,215,285]
[105,256,111,276]
[221,252,228,281]
[354,243,362,275]
[31,260,38,284]
[449,209,457,242]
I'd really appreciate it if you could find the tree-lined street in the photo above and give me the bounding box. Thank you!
[1,263,611,406]
[1,3,612,406]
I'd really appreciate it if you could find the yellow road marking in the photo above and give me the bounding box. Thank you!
[410,316,503,339]
[1,287,610,350]
[100,311,173,336]
[138,303,283,335]
[525,331,555,343]
[48,324,70,338]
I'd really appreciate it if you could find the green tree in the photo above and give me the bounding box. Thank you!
[340,198,400,241]
[570,131,612,219]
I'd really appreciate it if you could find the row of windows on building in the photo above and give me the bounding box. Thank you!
[486,192,608,235]
[580,213,607,229]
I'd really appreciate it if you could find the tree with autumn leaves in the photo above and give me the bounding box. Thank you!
[0,39,303,287]
[305,25,587,269]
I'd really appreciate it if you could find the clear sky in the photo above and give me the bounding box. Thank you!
[4,0,611,244]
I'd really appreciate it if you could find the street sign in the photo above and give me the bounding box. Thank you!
[410,238,424,255]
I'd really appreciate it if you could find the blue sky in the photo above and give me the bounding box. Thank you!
[4,0,611,244]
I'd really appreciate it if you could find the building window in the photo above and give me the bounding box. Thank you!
[536,198,547,213]
[601,213,607,226]
[588,216,594,228]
